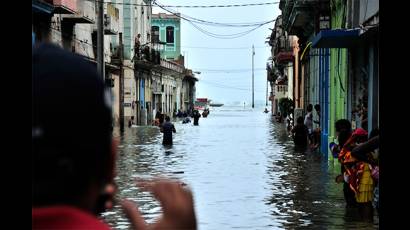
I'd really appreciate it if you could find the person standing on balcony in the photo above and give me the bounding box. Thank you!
[134,34,141,59]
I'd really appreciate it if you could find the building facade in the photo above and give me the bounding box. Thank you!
[270,0,379,159]
[33,1,198,128]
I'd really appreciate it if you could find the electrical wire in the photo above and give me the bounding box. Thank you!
[199,80,265,92]
[154,2,275,28]
[88,0,280,8]
[195,68,266,73]
[179,45,269,50]
[154,2,274,39]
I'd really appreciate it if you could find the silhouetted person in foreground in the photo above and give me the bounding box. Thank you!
[32,44,196,230]
[160,116,176,145]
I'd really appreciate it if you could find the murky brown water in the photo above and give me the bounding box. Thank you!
[101,107,378,229]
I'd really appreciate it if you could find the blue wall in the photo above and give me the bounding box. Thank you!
[320,48,330,157]
[139,79,145,108]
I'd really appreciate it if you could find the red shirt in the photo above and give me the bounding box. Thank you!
[32,206,111,230]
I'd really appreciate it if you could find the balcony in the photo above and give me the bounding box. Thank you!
[63,0,95,24]
[281,0,322,38]
[276,51,294,64]
[275,42,294,64]
[45,0,76,14]
[273,83,288,100]
[159,59,184,75]
[134,46,160,71]
[280,0,294,23]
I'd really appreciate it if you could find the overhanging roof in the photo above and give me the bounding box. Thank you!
[311,29,361,48]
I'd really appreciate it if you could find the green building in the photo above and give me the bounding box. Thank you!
[328,0,348,152]
[151,13,181,60]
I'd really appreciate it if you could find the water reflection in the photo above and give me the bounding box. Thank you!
[102,107,378,229]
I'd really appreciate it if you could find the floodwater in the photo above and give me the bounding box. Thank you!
[101,106,378,229]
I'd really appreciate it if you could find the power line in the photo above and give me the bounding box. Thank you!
[199,80,265,92]
[87,0,275,28]
[196,68,266,72]
[154,2,274,39]
[160,2,279,8]
[173,11,275,27]
[179,45,269,50]
[154,2,276,28]
[188,21,270,39]
[89,0,280,8]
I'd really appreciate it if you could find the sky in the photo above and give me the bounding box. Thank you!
[153,1,281,106]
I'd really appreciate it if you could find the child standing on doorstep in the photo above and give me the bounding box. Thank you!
[304,104,313,146]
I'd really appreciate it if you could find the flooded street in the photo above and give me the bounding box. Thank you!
[102,107,378,229]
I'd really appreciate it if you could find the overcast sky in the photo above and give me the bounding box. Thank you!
[153,1,281,106]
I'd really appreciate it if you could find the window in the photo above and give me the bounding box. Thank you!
[152,26,159,43]
[166,26,174,43]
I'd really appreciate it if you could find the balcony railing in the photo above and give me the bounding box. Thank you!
[160,59,184,74]
[275,49,293,64]
[133,45,161,70]
[282,0,323,36]
[276,85,288,93]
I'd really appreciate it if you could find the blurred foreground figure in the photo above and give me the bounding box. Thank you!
[32,44,197,230]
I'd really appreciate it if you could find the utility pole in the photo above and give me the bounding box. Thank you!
[119,33,124,131]
[97,0,105,81]
[252,45,255,108]
[266,79,268,107]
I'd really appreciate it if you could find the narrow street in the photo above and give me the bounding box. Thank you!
[33,0,379,229]
[102,107,378,229]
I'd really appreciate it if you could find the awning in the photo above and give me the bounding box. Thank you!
[311,29,361,48]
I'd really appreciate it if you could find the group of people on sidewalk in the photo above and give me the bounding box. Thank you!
[290,103,379,222]
[330,121,379,222]
[290,104,321,151]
